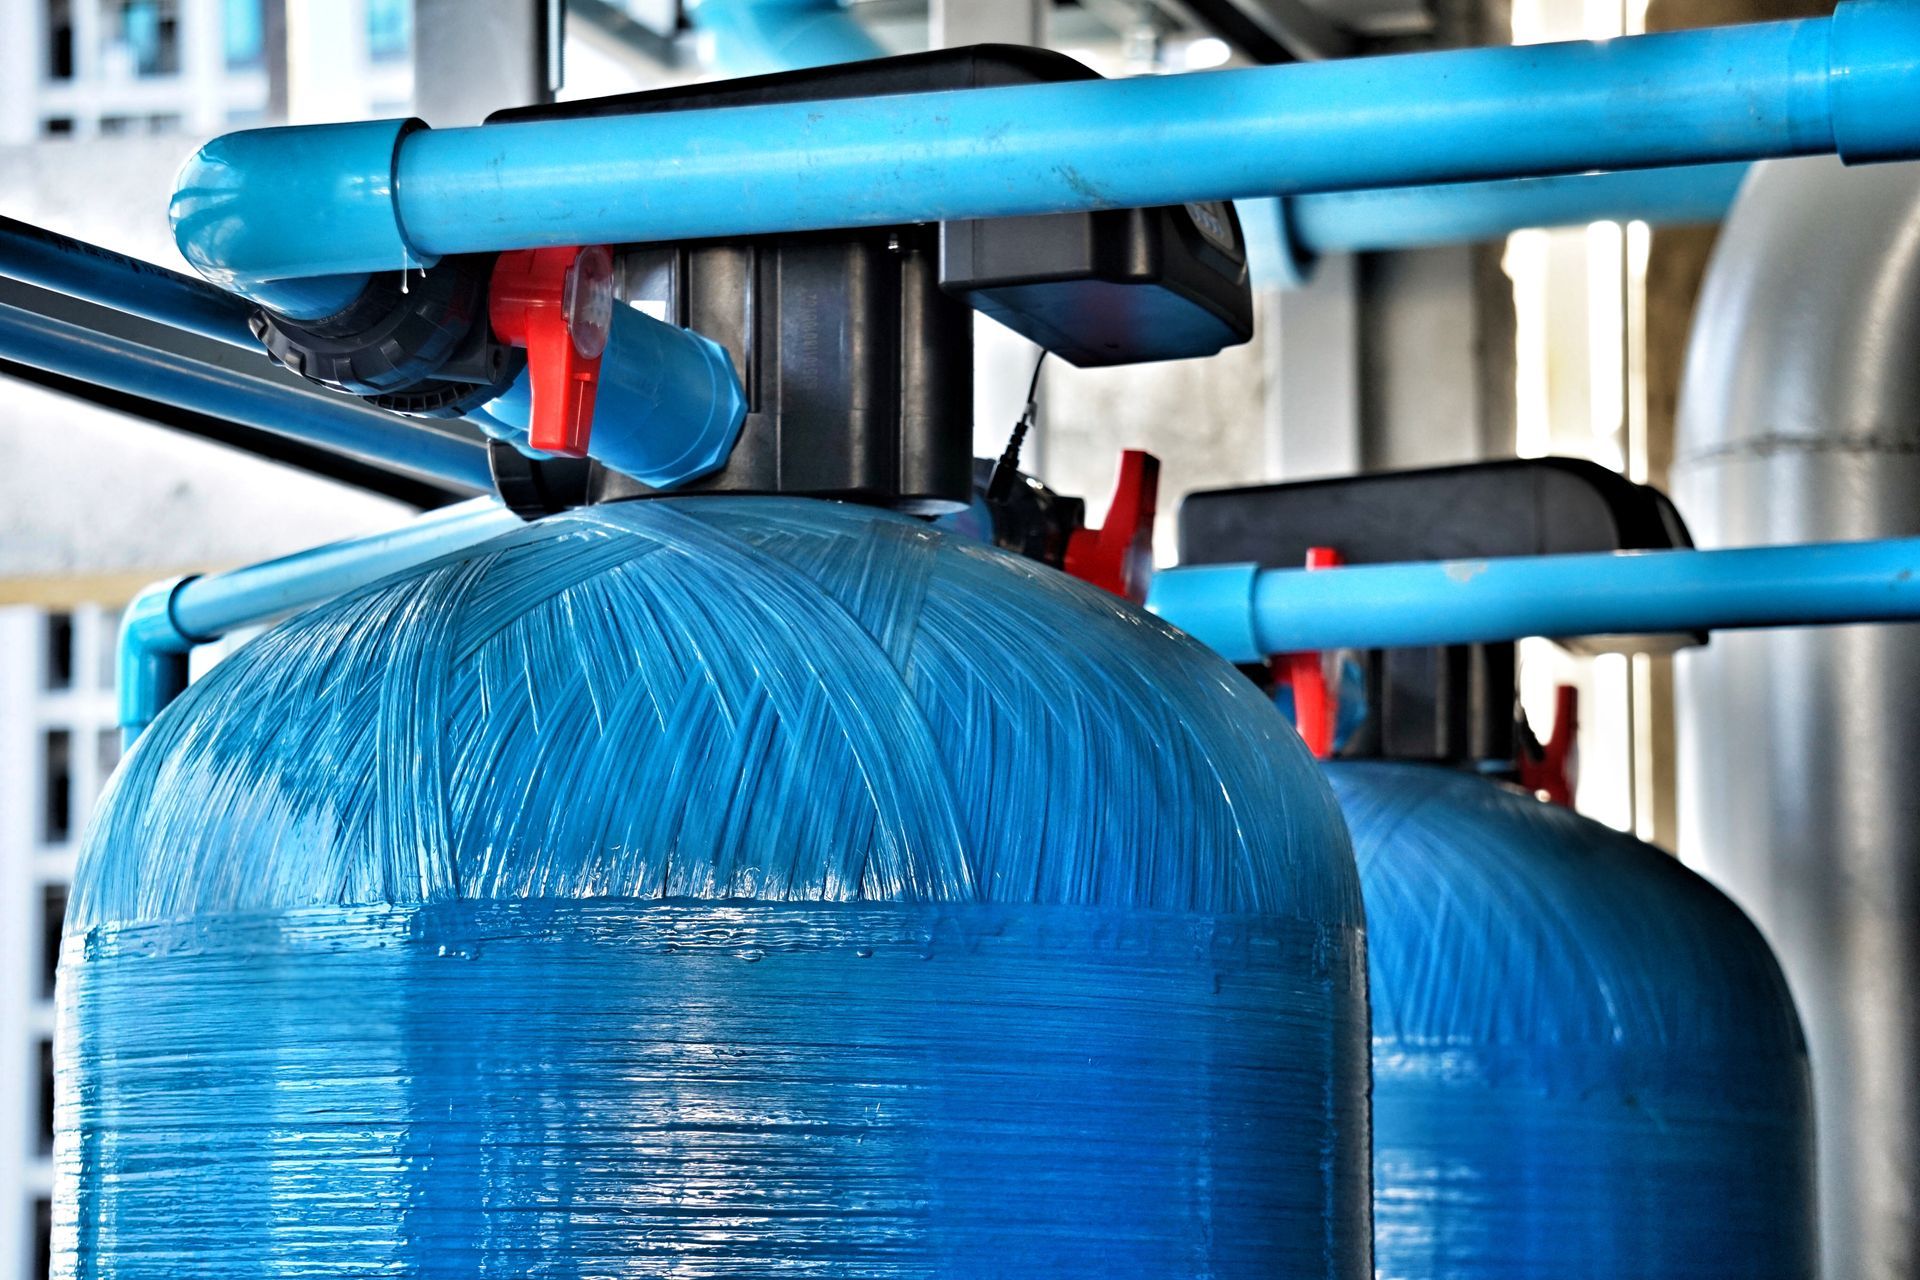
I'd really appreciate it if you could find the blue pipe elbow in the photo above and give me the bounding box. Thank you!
[170,117,429,319]
[117,577,201,747]
[694,0,886,76]
[484,305,748,488]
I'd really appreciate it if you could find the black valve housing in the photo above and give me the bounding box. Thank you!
[250,254,524,419]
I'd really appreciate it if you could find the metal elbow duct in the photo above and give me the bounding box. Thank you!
[1673,154,1920,1280]
[692,0,886,76]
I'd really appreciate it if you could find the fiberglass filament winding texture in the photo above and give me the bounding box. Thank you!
[62,497,1371,1279]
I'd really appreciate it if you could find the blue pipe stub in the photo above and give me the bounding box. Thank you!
[61,498,1368,1278]
[1331,762,1815,1280]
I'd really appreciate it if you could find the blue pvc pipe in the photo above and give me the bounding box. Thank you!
[1240,164,1749,286]
[1147,537,1920,663]
[168,3,1920,283]
[0,216,259,349]
[482,305,747,487]
[0,298,493,491]
[695,0,887,76]
[169,116,417,317]
[1288,164,1750,255]
[118,497,522,741]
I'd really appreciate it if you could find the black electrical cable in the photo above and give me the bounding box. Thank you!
[986,350,1048,505]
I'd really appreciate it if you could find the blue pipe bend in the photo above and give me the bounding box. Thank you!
[118,498,524,743]
[694,0,886,76]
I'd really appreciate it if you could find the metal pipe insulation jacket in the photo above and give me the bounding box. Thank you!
[62,498,1369,1277]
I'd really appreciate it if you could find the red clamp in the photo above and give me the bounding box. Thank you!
[1518,683,1579,807]
[1278,546,1342,759]
[1064,449,1161,602]
[489,245,616,457]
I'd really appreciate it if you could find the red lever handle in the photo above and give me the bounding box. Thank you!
[490,245,614,458]
[1519,683,1580,807]
[1281,546,1344,759]
[1065,449,1161,602]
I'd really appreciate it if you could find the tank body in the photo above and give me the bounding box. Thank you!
[1330,761,1815,1280]
[58,497,1369,1279]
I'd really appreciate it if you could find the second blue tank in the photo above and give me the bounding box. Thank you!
[1330,761,1815,1280]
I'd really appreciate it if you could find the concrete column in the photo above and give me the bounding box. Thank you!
[414,0,559,126]
[0,0,39,144]
[1265,254,1361,481]
[285,0,371,123]
[929,0,1052,473]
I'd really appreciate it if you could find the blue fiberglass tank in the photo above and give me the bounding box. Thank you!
[1327,761,1815,1280]
[58,497,1369,1278]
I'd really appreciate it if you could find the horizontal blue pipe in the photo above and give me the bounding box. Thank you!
[0,298,493,491]
[1295,163,1748,255]
[1147,538,1920,663]
[168,3,1920,282]
[119,498,522,742]
[1240,164,1749,285]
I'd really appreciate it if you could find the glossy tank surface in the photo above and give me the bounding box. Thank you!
[1330,761,1814,1280]
[61,496,1368,1279]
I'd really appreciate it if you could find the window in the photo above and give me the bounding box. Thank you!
[41,117,76,136]
[98,607,122,688]
[43,614,73,691]
[38,1040,55,1156]
[34,1196,51,1280]
[365,0,411,61]
[47,0,75,78]
[41,884,68,1000]
[224,0,263,68]
[42,730,72,845]
[103,0,181,77]
[97,728,121,786]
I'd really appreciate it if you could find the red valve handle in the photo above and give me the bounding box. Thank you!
[1280,546,1343,759]
[1065,449,1161,602]
[490,245,615,458]
[1518,683,1580,807]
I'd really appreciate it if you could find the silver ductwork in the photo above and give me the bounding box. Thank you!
[1675,154,1920,1280]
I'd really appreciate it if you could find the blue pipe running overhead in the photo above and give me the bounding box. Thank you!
[171,4,1920,288]
[1147,535,1920,662]
[1241,163,1751,283]
[1289,164,1751,255]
